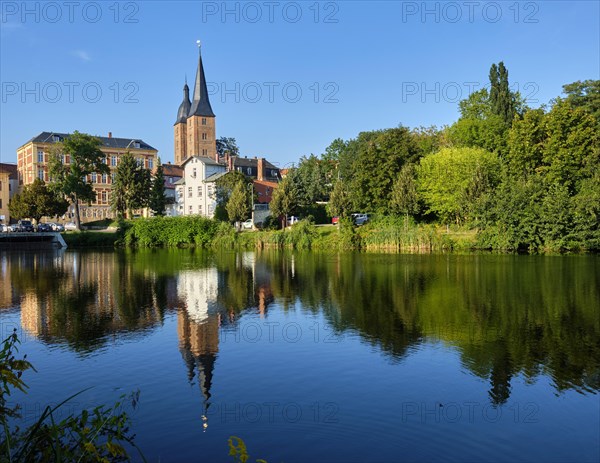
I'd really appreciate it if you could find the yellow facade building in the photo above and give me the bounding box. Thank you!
[16,132,158,221]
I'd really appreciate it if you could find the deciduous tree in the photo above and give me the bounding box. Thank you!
[48,131,109,229]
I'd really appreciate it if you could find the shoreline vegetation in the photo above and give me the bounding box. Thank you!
[61,215,595,254]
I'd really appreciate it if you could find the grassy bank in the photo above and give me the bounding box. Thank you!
[65,216,590,254]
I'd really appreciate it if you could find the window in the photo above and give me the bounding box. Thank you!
[101,192,107,203]
[198,205,202,213]
[134,142,141,149]
[202,118,207,126]
[272,169,277,177]
[202,149,207,156]
[111,173,116,183]
[247,167,252,175]
[102,174,107,184]
[38,169,44,180]
[37,150,44,163]
[148,158,154,169]
[0,181,2,191]
[52,135,60,142]
[188,205,192,214]
[188,187,192,198]
[198,186,202,197]
[192,168,197,178]
[111,156,117,166]
[202,133,207,140]
[136,158,143,167]
[169,177,173,184]
[0,199,2,209]
[91,172,97,183]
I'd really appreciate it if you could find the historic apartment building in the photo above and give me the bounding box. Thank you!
[176,156,226,218]
[16,132,158,221]
[0,163,19,225]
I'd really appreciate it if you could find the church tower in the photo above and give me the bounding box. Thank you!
[174,81,191,165]
[174,43,217,166]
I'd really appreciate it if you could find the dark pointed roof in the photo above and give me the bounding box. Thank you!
[188,51,215,118]
[175,82,192,125]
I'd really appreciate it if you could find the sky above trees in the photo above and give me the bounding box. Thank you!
[1,1,598,167]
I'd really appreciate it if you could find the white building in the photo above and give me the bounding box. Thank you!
[176,156,226,218]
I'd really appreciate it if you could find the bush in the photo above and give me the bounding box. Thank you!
[0,330,144,462]
[125,216,219,247]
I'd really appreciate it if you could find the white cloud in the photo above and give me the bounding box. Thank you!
[72,50,91,62]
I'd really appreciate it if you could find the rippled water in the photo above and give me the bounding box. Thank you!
[1,250,598,462]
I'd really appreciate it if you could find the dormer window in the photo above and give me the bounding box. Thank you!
[134,141,140,149]
[52,135,61,142]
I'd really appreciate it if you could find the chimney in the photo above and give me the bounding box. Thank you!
[108,132,112,138]
[258,157,265,181]
[228,154,234,172]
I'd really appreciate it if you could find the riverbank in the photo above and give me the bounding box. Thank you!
[61,216,480,252]
[61,216,595,253]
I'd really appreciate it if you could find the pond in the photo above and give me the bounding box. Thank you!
[1,250,598,462]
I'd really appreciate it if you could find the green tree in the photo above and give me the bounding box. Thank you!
[290,155,329,208]
[327,179,353,219]
[543,99,599,193]
[111,152,151,219]
[506,108,547,178]
[417,147,501,225]
[48,131,109,230]
[216,137,240,159]
[390,164,420,221]
[9,179,68,222]
[270,175,298,227]
[349,127,419,212]
[562,80,600,125]
[149,160,167,216]
[226,181,251,229]
[214,170,249,221]
[490,62,515,125]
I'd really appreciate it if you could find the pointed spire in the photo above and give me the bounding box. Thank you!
[189,40,215,118]
[175,77,192,125]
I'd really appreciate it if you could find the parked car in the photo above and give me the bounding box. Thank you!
[17,220,34,232]
[50,223,65,232]
[37,223,53,232]
[332,216,339,225]
[64,222,78,231]
[352,213,370,226]
[1,223,8,233]
[7,223,21,232]
[242,219,253,230]
[287,216,299,225]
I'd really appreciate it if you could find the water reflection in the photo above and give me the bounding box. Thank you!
[2,250,598,409]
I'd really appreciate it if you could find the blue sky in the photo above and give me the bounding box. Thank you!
[1,1,598,167]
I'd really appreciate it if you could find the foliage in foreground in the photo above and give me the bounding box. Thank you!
[0,331,144,462]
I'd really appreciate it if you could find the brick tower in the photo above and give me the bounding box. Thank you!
[174,43,217,166]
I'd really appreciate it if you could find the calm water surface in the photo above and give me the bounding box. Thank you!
[1,250,599,462]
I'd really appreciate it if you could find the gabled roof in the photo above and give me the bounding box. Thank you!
[0,163,18,176]
[162,163,183,177]
[22,132,157,151]
[188,51,215,118]
[232,156,278,170]
[181,155,224,168]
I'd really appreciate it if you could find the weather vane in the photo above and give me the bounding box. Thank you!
[196,39,201,54]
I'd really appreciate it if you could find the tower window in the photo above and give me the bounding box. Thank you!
[202,118,207,125]
[202,133,207,140]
